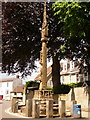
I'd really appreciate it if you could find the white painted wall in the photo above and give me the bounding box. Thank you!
[0,78,22,100]
[0,81,13,100]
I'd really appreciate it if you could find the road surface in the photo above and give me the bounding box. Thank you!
[0,100,20,119]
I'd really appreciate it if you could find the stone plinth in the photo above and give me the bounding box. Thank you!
[59,100,66,118]
[26,99,32,117]
[32,99,40,118]
[46,99,53,118]
[11,98,18,113]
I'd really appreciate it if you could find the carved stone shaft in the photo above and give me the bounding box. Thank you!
[40,2,48,90]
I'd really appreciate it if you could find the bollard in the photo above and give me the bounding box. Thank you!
[46,99,53,118]
[26,99,32,117]
[59,100,66,118]
[11,98,18,113]
[32,99,40,118]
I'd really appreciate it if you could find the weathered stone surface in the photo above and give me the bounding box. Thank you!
[32,99,40,118]
[26,99,32,117]
[59,100,66,118]
[11,98,18,113]
[46,99,53,118]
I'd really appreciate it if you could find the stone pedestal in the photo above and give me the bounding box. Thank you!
[46,99,53,118]
[11,98,18,113]
[32,99,40,118]
[59,100,66,118]
[26,99,32,117]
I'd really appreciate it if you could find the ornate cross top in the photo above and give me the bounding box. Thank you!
[41,2,48,42]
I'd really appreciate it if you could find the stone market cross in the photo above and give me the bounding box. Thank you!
[39,2,48,90]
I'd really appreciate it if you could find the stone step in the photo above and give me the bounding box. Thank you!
[40,101,46,104]
[40,107,59,111]
[53,107,59,110]
[53,104,58,107]
[40,107,46,110]
[40,105,46,108]
[53,114,59,117]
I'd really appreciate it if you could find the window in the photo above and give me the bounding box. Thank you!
[63,64,67,71]
[7,82,9,87]
[14,92,16,95]
[76,74,79,82]
[64,65,67,71]
[6,90,9,94]
[84,73,88,81]
[70,61,74,70]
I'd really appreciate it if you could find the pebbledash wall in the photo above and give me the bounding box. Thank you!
[59,87,90,118]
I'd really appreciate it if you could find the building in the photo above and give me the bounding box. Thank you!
[10,85,24,101]
[0,75,22,100]
[60,59,80,84]
[35,59,87,87]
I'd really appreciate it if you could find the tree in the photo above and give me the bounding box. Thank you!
[2,3,42,76]
[2,2,64,91]
[53,2,90,78]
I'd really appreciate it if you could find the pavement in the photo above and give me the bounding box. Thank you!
[0,100,90,120]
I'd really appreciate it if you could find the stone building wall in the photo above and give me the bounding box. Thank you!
[60,87,90,118]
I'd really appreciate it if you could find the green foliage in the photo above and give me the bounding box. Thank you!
[53,2,90,39]
[60,44,66,53]
[25,81,39,93]
[65,82,83,88]
[53,2,90,67]
[46,87,53,90]
[53,82,83,94]
[53,84,71,94]
[26,81,38,87]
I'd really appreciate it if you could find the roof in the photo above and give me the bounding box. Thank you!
[0,78,17,83]
[0,75,21,83]
[11,85,25,93]
[35,66,52,81]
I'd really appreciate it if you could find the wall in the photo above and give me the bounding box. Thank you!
[60,87,90,118]
[0,79,22,100]
[0,81,13,100]
[70,74,77,83]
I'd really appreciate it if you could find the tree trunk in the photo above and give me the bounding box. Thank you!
[88,64,90,81]
[52,54,61,94]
